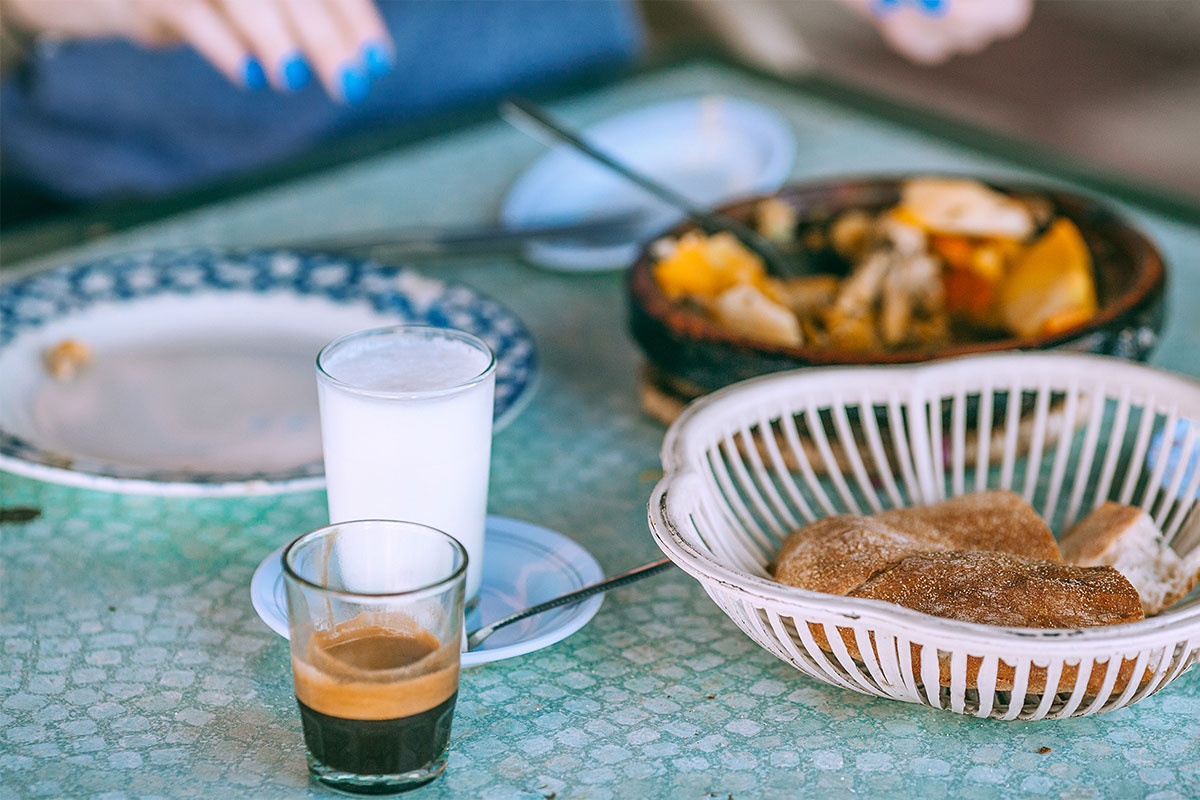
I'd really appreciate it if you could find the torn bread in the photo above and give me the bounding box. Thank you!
[1060,502,1200,615]
[819,551,1146,694]
[849,551,1144,628]
[773,490,1060,595]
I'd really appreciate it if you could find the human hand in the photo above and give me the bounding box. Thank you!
[1,0,393,102]
[843,0,1033,65]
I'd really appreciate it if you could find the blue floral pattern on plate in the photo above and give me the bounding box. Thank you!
[0,248,538,494]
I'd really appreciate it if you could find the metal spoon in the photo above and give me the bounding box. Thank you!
[465,557,675,650]
[500,96,802,277]
[269,211,646,258]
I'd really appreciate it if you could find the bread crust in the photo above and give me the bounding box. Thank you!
[1059,502,1145,565]
[1061,501,1200,615]
[849,551,1143,628]
[807,551,1146,694]
[773,490,1060,595]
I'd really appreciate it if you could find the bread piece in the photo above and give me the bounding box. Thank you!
[849,551,1144,628]
[771,493,1154,696]
[1060,502,1200,615]
[44,338,92,381]
[874,491,1061,562]
[773,490,1060,595]
[774,515,931,595]
[816,551,1146,694]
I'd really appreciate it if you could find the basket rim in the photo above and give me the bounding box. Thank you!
[661,351,1200,470]
[651,351,1200,651]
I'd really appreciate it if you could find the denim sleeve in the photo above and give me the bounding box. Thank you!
[0,0,644,200]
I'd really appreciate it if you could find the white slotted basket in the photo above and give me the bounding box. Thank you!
[648,352,1200,720]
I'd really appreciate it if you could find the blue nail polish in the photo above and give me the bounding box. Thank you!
[243,57,267,89]
[281,53,312,91]
[340,65,369,104]
[873,0,947,15]
[361,40,392,79]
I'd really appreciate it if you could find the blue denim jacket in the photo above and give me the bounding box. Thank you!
[0,0,642,200]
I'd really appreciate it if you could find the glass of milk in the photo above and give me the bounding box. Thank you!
[316,326,495,606]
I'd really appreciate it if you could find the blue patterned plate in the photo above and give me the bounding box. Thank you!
[0,249,537,495]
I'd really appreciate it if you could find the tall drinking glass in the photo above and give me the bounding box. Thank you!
[284,519,467,794]
[316,325,495,605]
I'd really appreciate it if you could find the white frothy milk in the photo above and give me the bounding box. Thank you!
[317,328,494,602]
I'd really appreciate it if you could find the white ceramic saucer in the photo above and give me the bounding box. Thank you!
[501,96,796,272]
[250,516,604,667]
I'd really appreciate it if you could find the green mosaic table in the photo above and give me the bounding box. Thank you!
[3,60,1200,799]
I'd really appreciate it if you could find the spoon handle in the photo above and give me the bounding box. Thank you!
[465,557,675,650]
[502,98,707,216]
[500,96,798,276]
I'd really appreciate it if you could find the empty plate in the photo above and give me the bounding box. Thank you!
[0,249,538,496]
[501,96,796,272]
[250,516,605,666]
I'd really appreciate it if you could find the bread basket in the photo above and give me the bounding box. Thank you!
[648,352,1200,720]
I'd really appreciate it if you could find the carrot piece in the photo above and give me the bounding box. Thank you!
[931,235,975,271]
[943,268,994,317]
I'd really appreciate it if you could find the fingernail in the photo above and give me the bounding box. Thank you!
[339,65,369,104]
[281,53,312,91]
[361,40,392,79]
[243,56,267,89]
[872,0,946,14]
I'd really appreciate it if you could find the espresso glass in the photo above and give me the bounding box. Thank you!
[283,520,467,795]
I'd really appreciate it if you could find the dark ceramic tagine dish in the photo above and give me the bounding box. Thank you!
[627,175,1167,401]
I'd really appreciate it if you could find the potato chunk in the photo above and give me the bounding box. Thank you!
[713,284,803,347]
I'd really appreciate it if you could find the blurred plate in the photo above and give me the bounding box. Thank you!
[501,96,796,272]
[251,515,605,667]
[0,249,538,496]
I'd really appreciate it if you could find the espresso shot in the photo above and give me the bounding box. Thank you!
[292,623,459,786]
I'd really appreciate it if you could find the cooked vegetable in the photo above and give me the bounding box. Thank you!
[830,209,875,261]
[650,178,1099,352]
[653,231,767,300]
[713,284,803,347]
[899,177,1034,239]
[999,218,1097,338]
[771,275,840,318]
[756,197,798,244]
